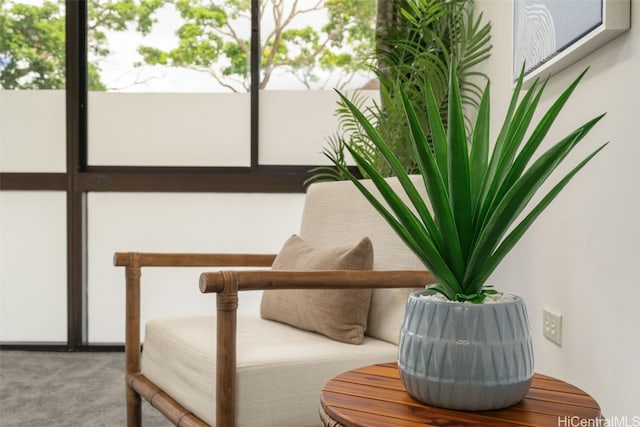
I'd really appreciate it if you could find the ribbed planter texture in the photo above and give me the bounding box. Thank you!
[398,290,534,410]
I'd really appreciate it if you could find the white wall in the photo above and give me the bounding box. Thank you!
[478,0,639,418]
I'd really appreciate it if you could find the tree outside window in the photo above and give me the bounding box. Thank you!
[0,0,376,92]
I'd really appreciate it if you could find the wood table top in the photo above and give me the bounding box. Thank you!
[320,362,602,427]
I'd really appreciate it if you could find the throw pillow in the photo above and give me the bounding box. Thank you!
[260,234,374,344]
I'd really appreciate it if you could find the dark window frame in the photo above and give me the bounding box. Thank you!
[0,0,330,351]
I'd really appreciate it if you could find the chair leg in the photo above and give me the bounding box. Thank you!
[216,271,239,427]
[126,384,142,427]
[124,255,142,427]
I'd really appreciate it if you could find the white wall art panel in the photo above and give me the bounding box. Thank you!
[513,0,630,85]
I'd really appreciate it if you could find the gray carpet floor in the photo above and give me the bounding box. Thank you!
[0,350,173,426]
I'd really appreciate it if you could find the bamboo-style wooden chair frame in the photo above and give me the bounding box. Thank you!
[114,251,434,427]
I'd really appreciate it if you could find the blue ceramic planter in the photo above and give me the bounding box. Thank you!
[398,290,534,410]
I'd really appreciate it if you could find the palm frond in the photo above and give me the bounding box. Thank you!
[308,0,493,183]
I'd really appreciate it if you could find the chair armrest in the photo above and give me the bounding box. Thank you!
[114,251,276,426]
[199,269,435,293]
[202,268,435,427]
[114,252,276,268]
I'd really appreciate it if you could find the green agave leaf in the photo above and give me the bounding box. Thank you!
[467,130,582,282]
[426,283,457,300]
[475,80,545,235]
[326,37,603,301]
[329,153,460,293]
[402,86,465,283]
[335,162,421,256]
[475,67,526,216]
[470,142,608,290]
[342,120,466,294]
[456,292,487,304]
[469,81,490,217]
[494,80,546,179]
[465,115,604,288]
[336,90,440,243]
[475,78,544,235]
[447,65,473,260]
[495,69,589,203]
[421,74,449,188]
[345,144,435,250]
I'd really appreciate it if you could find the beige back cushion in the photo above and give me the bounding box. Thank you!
[299,176,427,345]
[260,235,374,344]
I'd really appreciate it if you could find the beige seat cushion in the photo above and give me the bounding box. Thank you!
[260,235,373,344]
[142,315,398,427]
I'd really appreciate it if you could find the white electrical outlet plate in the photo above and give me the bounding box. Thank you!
[543,308,562,346]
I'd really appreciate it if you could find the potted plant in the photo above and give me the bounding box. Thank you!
[307,0,492,183]
[330,65,606,410]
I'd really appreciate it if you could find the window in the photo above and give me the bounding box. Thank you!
[0,0,379,349]
[0,0,66,172]
[258,0,378,165]
[0,1,67,343]
[86,1,252,166]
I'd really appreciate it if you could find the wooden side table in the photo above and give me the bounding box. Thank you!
[320,362,602,427]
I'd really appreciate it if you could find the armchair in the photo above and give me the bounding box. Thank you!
[115,177,435,427]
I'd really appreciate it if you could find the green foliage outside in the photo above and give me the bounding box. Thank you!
[137,0,376,91]
[0,0,376,91]
[0,0,160,90]
[1,0,66,89]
